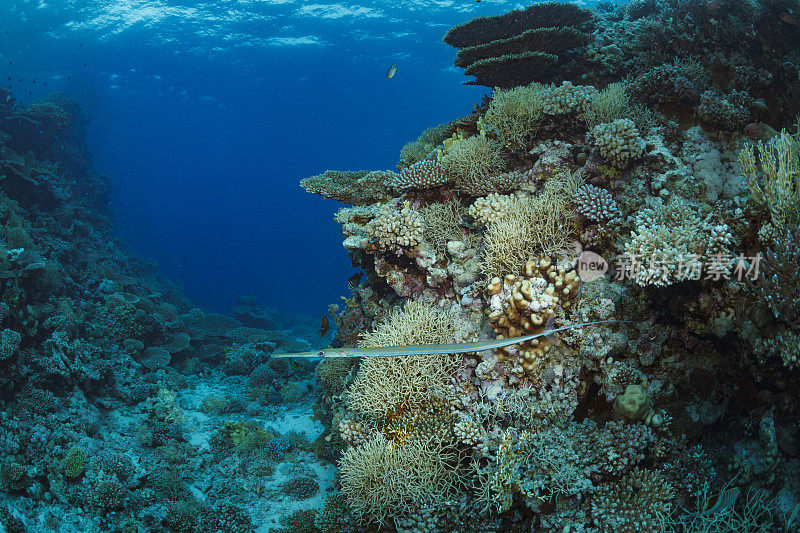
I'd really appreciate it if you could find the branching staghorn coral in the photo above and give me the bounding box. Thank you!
[483,84,546,151]
[474,425,595,513]
[440,135,507,196]
[347,301,460,417]
[585,83,656,133]
[585,82,630,127]
[481,173,579,276]
[421,198,474,252]
[739,130,800,228]
[660,487,795,533]
[339,432,459,526]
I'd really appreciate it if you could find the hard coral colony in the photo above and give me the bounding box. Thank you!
[301,1,800,532]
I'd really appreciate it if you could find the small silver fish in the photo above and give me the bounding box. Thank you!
[386,64,397,79]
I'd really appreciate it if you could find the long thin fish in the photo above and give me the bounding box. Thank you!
[274,319,628,358]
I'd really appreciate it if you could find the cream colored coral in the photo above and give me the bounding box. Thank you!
[368,202,424,250]
[440,135,506,195]
[613,383,650,421]
[481,175,578,276]
[590,118,645,168]
[339,418,372,447]
[484,84,546,150]
[348,301,459,417]
[468,193,515,224]
[541,81,598,115]
[622,200,732,286]
[339,433,455,525]
[486,257,580,376]
[453,416,483,446]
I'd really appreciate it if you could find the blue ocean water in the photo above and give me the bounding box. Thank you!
[0,0,536,317]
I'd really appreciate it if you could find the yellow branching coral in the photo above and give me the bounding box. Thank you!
[739,130,800,228]
[339,433,456,525]
[347,301,459,417]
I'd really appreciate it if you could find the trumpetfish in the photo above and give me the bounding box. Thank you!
[273,319,628,359]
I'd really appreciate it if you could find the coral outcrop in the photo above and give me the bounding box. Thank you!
[301,2,800,530]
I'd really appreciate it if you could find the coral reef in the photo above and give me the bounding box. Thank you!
[0,87,330,531]
[298,2,800,530]
[4,0,800,531]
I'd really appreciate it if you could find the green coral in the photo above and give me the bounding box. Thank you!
[398,122,449,169]
[315,358,357,394]
[0,462,28,492]
[221,421,274,456]
[440,135,507,195]
[278,509,320,533]
[148,469,193,501]
[483,84,546,151]
[61,446,88,479]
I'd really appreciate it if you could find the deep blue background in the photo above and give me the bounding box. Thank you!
[0,1,545,317]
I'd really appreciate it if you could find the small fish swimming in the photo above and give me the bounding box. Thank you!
[386,64,397,79]
[274,319,628,358]
[346,272,363,290]
[319,315,329,337]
